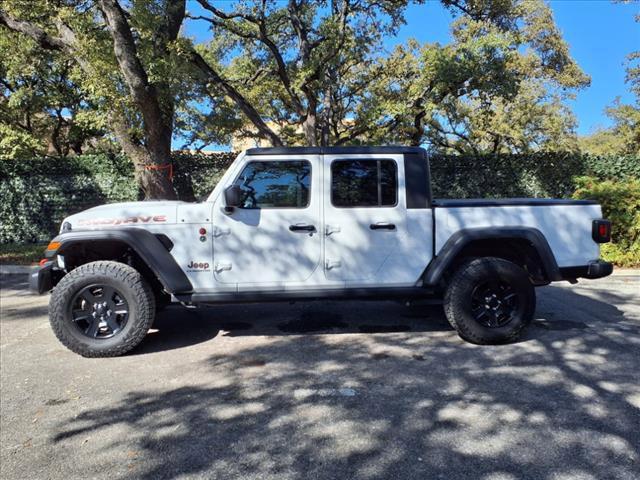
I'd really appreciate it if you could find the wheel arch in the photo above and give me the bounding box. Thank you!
[46,229,192,294]
[423,227,561,286]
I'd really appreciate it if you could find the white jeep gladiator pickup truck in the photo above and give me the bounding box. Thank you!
[30,146,613,357]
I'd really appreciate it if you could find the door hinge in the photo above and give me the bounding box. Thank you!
[214,263,232,273]
[325,224,341,236]
[213,226,231,237]
[325,259,342,270]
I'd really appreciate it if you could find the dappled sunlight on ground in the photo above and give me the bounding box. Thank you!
[1,275,639,479]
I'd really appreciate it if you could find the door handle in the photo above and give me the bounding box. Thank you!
[325,259,342,270]
[369,223,396,230]
[289,224,316,232]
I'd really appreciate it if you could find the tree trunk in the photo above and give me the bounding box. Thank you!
[140,113,176,199]
[134,154,177,199]
[98,0,178,200]
[110,113,176,199]
[0,7,179,199]
[302,114,318,146]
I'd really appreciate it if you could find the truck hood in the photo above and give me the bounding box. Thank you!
[62,201,186,230]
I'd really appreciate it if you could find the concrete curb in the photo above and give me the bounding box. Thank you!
[611,269,640,276]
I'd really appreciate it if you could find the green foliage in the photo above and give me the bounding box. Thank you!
[573,176,640,267]
[0,154,139,243]
[430,152,585,198]
[0,242,46,265]
[171,151,236,201]
[583,155,640,179]
[186,0,587,150]
[0,23,105,158]
[579,101,640,157]
[0,152,236,243]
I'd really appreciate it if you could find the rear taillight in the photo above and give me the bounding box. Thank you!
[592,219,611,243]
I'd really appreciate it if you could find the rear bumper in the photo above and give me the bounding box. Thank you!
[29,261,57,294]
[559,260,613,281]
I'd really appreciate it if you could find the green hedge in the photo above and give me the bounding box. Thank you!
[573,176,640,267]
[428,152,640,198]
[1,151,638,244]
[0,152,236,243]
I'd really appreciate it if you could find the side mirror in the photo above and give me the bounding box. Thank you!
[224,185,242,212]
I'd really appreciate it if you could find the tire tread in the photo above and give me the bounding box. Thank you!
[444,257,535,345]
[49,261,155,357]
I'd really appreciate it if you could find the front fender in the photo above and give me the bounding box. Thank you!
[45,229,192,294]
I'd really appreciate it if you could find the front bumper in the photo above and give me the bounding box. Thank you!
[559,260,614,281]
[29,261,58,294]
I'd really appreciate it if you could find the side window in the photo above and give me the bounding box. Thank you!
[331,159,398,207]
[233,160,311,209]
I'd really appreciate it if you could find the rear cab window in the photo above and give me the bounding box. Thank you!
[331,159,397,207]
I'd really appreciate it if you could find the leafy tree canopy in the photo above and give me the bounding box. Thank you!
[186,0,588,151]
[0,0,609,198]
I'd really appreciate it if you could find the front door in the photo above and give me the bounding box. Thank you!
[211,155,322,289]
[323,154,407,284]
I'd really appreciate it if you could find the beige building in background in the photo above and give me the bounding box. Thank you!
[230,121,302,151]
[230,118,358,151]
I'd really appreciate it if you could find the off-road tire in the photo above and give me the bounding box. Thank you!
[49,261,155,357]
[444,257,535,345]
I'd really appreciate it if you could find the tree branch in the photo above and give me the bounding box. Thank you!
[195,0,305,115]
[98,0,157,109]
[187,49,283,146]
[0,10,71,51]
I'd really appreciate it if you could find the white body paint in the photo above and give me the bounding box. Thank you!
[62,151,602,294]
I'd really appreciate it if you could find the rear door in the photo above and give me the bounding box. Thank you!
[322,154,408,284]
[211,155,322,288]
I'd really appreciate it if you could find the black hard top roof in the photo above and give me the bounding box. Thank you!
[245,146,426,156]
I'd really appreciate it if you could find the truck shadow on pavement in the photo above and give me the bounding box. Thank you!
[50,284,640,480]
[134,283,634,355]
[135,299,452,355]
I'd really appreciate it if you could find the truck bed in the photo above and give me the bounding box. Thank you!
[433,198,602,268]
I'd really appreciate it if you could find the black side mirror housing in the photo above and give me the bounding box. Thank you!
[224,185,242,211]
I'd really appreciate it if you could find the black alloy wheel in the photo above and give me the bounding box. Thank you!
[443,257,536,345]
[49,261,156,357]
[70,284,129,339]
[470,280,519,328]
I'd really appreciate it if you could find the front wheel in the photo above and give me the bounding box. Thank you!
[49,261,156,357]
[444,257,536,345]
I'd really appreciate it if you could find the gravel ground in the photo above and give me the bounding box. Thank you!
[1,274,639,480]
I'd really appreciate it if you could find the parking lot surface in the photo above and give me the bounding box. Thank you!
[1,274,639,480]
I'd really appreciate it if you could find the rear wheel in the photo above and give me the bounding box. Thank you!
[49,261,155,357]
[444,257,535,344]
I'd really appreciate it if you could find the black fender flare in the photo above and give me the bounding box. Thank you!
[45,229,193,294]
[423,227,561,285]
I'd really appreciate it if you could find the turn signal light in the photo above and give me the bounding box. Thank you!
[46,241,61,251]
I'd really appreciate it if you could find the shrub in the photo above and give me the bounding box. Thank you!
[572,176,640,267]
[583,155,640,180]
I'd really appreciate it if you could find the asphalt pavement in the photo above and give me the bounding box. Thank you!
[1,273,639,480]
